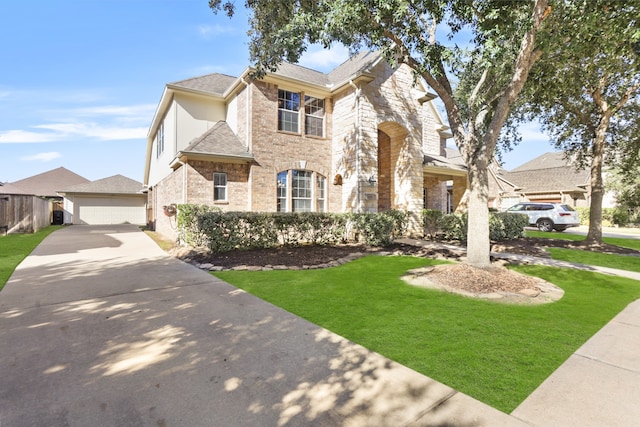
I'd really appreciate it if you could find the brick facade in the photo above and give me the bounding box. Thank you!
[248,80,336,212]
[146,54,468,240]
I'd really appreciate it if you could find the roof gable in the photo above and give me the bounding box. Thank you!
[168,73,237,96]
[511,152,573,172]
[60,175,144,195]
[180,121,253,160]
[10,167,89,197]
[327,51,382,86]
[273,62,330,86]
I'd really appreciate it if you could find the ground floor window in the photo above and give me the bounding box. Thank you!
[214,172,227,201]
[277,169,326,212]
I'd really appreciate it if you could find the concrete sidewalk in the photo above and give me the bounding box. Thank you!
[0,225,527,427]
[398,237,640,426]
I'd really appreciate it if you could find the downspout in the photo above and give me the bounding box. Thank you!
[349,80,361,212]
[175,159,186,204]
[242,77,252,211]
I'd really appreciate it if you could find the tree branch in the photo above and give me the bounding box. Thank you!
[485,0,551,150]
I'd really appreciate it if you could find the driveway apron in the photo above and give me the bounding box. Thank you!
[0,225,525,427]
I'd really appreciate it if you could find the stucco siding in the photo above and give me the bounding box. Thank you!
[174,93,226,151]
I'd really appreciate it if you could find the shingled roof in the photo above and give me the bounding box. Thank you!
[179,121,253,161]
[500,152,589,194]
[10,167,89,197]
[0,182,31,195]
[168,73,237,96]
[60,175,144,195]
[511,151,572,172]
[166,51,383,98]
[327,51,382,86]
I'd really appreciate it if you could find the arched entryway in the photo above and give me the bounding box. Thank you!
[377,122,409,212]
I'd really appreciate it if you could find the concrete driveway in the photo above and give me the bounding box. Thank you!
[0,225,523,427]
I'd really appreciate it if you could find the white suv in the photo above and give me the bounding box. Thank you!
[506,202,580,232]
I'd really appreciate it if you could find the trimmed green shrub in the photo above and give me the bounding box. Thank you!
[490,212,528,240]
[612,208,630,226]
[177,204,218,247]
[439,212,468,241]
[436,211,527,241]
[186,210,405,253]
[422,209,444,238]
[350,210,408,246]
[576,207,590,224]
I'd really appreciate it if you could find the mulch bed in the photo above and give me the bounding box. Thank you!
[172,237,639,269]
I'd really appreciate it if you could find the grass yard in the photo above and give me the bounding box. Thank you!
[526,229,640,251]
[0,226,62,290]
[213,256,640,413]
[547,247,640,273]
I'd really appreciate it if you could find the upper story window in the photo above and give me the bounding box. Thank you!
[277,170,326,212]
[213,172,227,201]
[305,96,324,137]
[156,122,164,158]
[278,89,300,133]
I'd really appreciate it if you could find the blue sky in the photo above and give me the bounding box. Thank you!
[0,0,554,184]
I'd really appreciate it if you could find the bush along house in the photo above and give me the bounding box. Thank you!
[144,51,468,241]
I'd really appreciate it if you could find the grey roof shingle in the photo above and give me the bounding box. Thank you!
[511,151,571,172]
[181,121,253,160]
[167,51,384,97]
[502,168,588,193]
[503,152,589,193]
[169,73,237,96]
[0,182,31,195]
[60,175,144,195]
[10,167,89,197]
[273,62,330,86]
[423,153,467,172]
[327,51,382,85]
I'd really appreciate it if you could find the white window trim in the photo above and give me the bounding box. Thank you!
[214,172,227,202]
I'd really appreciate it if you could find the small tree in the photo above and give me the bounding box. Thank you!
[517,0,640,244]
[210,0,551,268]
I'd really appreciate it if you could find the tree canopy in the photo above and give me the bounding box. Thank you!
[517,0,640,243]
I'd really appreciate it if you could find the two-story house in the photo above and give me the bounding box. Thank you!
[144,51,468,240]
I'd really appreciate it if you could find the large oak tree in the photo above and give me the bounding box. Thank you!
[519,0,640,244]
[211,0,551,267]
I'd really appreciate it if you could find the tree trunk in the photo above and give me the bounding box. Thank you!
[585,126,607,245]
[466,156,491,268]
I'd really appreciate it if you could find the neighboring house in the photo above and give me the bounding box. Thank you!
[488,152,614,210]
[10,167,90,199]
[144,51,468,240]
[58,175,146,225]
[3,167,90,230]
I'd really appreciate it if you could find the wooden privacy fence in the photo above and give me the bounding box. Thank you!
[0,195,51,235]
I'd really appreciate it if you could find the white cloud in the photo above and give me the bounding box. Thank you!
[298,45,350,71]
[34,123,148,140]
[20,152,62,162]
[0,100,153,144]
[198,24,234,38]
[63,104,156,118]
[0,129,61,143]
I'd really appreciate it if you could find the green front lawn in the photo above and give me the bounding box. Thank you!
[214,256,640,413]
[547,247,640,273]
[0,226,62,290]
[526,230,640,251]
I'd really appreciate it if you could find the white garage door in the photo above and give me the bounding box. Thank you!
[75,196,146,225]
